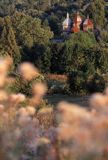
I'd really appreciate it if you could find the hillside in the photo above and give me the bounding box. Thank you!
[0,1,108,160]
[0,0,107,95]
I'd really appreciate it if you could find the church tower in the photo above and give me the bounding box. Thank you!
[62,13,72,32]
[72,12,82,33]
[83,15,94,31]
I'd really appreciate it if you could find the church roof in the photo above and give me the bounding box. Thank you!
[63,13,72,26]
[83,16,93,26]
[74,12,82,24]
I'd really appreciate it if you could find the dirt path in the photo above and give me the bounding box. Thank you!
[46,94,90,107]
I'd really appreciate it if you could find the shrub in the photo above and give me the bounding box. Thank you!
[68,71,87,95]
[87,73,105,93]
[7,74,45,96]
[68,71,106,95]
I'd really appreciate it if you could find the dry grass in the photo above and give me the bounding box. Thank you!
[0,57,108,160]
[46,74,68,83]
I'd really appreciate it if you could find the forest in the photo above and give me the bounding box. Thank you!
[0,1,108,160]
[0,0,108,94]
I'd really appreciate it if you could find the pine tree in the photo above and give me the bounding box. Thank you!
[0,17,20,66]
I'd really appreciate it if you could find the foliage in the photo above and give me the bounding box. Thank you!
[68,71,106,95]
[50,42,66,73]
[0,12,53,69]
[68,71,87,95]
[0,16,21,66]
[0,0,107,94]
[8,74,45,96]
[50,32,108,77]
[11,12,53,47]
[58,32,97,73]
[86,0,106,28]
[86,73,106,93]
[48,14,61,35]
[35,46,52,73]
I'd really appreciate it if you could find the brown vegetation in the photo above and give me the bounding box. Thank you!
[46,74,68,83]
[0,57,108,160]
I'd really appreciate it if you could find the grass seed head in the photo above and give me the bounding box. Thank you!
[18,62,39,81]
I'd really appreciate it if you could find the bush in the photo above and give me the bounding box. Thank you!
[7,74,45,96]
[68,71,87,95]
[87,73,105,93]
[68,72,106,95]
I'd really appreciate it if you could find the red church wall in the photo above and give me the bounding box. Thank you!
[72,25,80,33]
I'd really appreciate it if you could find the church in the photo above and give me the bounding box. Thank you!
[62,12,93,33]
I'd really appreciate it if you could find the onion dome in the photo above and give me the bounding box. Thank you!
[63,13,72,32]
[73,12,82,26]
[83,15,93,31]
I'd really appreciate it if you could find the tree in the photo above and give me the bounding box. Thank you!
[0,12,53,70]
[50,42,66,74]
[68,71,87,95]
[49,15,61,35]
[86,0,105,28]
[63,31,96,73]
[86,73,105,93]
[0,16,20,66]
[85,45,108,74]
[11,12,53,48]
